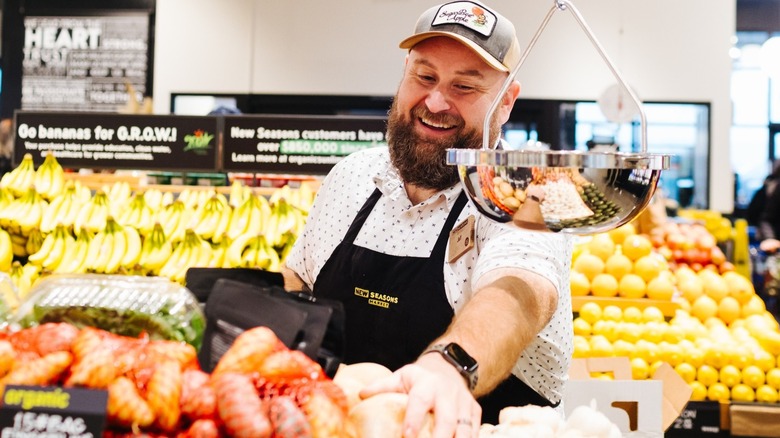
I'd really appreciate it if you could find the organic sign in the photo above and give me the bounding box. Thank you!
[0,385,108,437]
[13,112,218,171]
[222,115,388,174]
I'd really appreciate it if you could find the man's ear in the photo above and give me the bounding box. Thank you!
[498,80,521,124]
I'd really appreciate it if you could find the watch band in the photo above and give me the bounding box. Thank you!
[423,343,479,391]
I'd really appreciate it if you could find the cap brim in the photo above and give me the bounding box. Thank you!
[399,31,509,72]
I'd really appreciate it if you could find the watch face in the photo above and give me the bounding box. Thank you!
[445,343,478,373]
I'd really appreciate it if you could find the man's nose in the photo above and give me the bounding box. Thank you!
[425,89,451,113]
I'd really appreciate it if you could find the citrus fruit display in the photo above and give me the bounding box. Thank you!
[571,218,780,404]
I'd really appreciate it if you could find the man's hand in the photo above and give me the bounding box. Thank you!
[761,238,780,253]
[359,352,481,438]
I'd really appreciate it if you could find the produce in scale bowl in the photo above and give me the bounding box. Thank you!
[11,273,206,349]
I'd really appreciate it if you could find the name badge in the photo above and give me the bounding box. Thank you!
[448,215,475,263]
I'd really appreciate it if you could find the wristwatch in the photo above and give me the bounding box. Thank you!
[423,342,479,391]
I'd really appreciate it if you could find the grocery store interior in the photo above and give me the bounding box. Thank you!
[0,0,780,436]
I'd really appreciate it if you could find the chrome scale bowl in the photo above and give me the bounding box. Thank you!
[447,149,670,234]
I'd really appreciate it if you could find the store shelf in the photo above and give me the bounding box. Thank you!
[571,295,682,318]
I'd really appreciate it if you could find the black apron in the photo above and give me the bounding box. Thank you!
[313,188,556,424]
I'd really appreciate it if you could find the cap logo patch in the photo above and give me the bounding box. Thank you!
[432,1,497,37]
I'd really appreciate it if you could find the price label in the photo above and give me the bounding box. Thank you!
[0,385,108,437]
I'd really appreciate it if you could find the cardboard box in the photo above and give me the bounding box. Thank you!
[564,357,692,438]
[729,402,780,437]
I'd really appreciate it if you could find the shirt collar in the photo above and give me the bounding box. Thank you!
[372,161,464,211]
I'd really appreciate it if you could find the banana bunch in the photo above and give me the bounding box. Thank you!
[139,222,173,275]
[39,180,87,233]
[53,228,92,274]
[9,261,40,300]
[86,216,142,274]
[32,151,65,200]
[73,190,112,235]
[178,188,216,210]
[264,197,304,248]
[27,223,75,272]
[159,228,214,283]
[117,192,155,236]
[142,188,168,211]
[0,228,13,272]
[269,183,316,213]
[24,228,44,257]
[224,233,281,271]
[103,180,133,211]
[191,193,232,242]
[0,153,36,197]
[210,234,232,268]
[228,179,253,208]
[156,200,194,243]
[1,187,48,236]
[225,192,271,241]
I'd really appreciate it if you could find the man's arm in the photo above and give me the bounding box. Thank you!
[281,265,311,293]
[433,267,558,395]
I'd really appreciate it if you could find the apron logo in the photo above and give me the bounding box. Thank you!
[354,287,399,309]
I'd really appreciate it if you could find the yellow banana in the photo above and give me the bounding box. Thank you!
[9,261,32,301]
[140,223,172,275]
[211,204,233,244]
[0,229,14,272]
[159,238,193,283]
[103,218,126,274]
[74,190,111,235]
[33,152,65,200]
[121,225,143,268]
[86,231,108,273]
[224,234,254,268]
[161,191,174,207]
[25,228,45,259]
[229,179,246,207]
[143,188,164,211]
[53,229,90,274]
[226,197,252,240]
[15,188,47,236]
[211,235,231,268]
[41,225,72,271]
[2,154,36,197]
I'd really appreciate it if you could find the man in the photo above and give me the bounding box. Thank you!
[283,1,573,436]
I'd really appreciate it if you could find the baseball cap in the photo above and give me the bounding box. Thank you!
[399,1,521,72]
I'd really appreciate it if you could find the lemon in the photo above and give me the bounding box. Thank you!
[697,364,720,387]
[622,306,643,323]
[612,339,636,357]
[717,296,742,325]
[618,273,646,299]
[660,342,684,367]
[570,271,591,296]
[573,253,605,281]
[572,317,592,336]
[589,335,614,357]
[573,335,591,358]
[591,274,619,298]
[767,368,780,389]
[675,362,698,384]
[742,365,766,389]
[617,322,642,343]
[683,347,705,369]
[754,350,776,373]
[592,320,618,343]
[642,306,665,323]
[756,384,779,403]
[690,381,708,401]
[621,234,653,261]
[578,302,602,325]
[678,276,705,304]
[631,357,650,380]
[646,276,675,301]
[633,254,665,283]
[707,382,731,402]
[587,233,616,262]
[731,383,756,402]
[608,223,636,245]
[691,295,719,322]
[605,252,633,280]
[720,364,742,388]
[602,305,623,321]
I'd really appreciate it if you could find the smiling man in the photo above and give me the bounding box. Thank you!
[282,2,573,436]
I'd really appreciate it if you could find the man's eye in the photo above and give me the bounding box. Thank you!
[455,84,476,92]
[416,74,436,83]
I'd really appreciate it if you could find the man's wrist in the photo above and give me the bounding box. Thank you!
[421,343,479,391]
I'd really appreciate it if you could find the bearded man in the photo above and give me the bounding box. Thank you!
[282,2,573,436]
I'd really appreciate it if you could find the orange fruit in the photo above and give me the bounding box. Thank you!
[757,384,779,403]
[707,382,731,402]
[591,274,619,298]
[621,234,653,261]
[608,222,636,245]
[691,295,718,322]
[633,254,666,282]
[717,296,742,325]
[618,273,646,299]
[646,276,675,301]
[697,364,720,386]
[587,234,616,262]
[742,365,766,389]
[570,271,591,296]
[605,252,633,280]
[573,253,605,281]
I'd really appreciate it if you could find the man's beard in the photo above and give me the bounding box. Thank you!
[386,100,502,191]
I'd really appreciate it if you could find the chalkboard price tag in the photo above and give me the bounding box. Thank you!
[0,385,108,437]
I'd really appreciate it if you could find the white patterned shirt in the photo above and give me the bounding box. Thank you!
[285,146,573,404]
